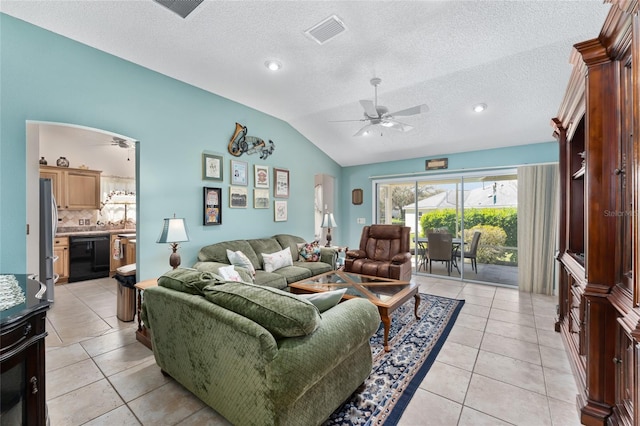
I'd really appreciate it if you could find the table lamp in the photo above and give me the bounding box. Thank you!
[157,214,189,269]
[321,213,337,247]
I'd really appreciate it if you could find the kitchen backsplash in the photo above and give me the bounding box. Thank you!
[57,208,136,228]
[57,209,99,227]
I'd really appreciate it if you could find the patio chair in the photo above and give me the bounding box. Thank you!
[454,231,481,273]
[427,232,453,275]
[416,240,428,271]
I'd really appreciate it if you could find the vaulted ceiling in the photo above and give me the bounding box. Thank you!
[1,1,611,166]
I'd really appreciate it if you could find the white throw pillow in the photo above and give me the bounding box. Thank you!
[262,247,293,273]
[226,249,256,279]
[299,288,347,313]
[218,265,243,282]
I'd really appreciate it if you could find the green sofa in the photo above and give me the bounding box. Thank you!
[141,270,380,426]
[193,234,336,289]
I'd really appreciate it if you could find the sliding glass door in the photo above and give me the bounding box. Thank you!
[375,170,518,286]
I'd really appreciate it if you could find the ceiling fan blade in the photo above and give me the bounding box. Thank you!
[329,118,368,123]
[359,100,378,118]
[354,124,376,137]
[388,104,428,117]
[382,119,414,132]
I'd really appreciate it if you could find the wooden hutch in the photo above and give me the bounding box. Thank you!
[552,1,640,425]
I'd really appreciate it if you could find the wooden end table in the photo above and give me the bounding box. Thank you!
[134,278,157,350]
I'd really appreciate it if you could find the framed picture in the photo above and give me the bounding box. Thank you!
[274,200,287,222]
[229,186,248,208]
[230,159,248,186]
[202,153,223,181]
[254,164,269,188]
[203,187,222,225]
[273,167,289,198]
[254,188,269,209]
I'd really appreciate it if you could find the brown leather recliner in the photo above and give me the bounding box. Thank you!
[344,224,412,281]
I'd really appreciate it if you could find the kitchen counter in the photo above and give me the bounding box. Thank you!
[55,228,135,237]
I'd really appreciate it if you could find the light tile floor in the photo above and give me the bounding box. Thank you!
[44,275,581,425]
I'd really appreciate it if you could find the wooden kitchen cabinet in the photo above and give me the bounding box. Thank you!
[110,233,136,274]
[53,236,69,283]
[110,233,123,273]
[40,165,102,210]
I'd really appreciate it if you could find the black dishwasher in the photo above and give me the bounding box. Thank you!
[68,234,110,282]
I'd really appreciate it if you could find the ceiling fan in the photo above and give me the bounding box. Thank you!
[333,78,428,137]
[111,137,134,149]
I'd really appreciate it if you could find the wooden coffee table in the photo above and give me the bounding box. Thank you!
[290,270,419,352]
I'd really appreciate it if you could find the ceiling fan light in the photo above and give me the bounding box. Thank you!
[473,103,487,113]
[380,121,394,128]
[264,60,282,71]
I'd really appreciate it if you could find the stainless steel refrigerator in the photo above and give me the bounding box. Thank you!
[39,178,58,301]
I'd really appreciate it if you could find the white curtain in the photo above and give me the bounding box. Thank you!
[99,176,136,226]
[517,164,559,294]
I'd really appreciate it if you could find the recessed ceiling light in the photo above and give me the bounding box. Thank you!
[264,60,282,71]
[473,103,487,113]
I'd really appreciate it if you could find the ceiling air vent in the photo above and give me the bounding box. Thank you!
[304,15,347,45]
[153,0,204,19]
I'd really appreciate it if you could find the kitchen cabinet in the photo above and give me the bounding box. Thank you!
[53,236,69,283]
[552,2,640,425]
[39,166,102,210]
[110,233,123,273]
[110,233,136,274]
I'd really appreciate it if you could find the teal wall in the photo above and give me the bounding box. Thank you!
[0,14,559,280]
[339,143,558,247]
[0,14,341,279]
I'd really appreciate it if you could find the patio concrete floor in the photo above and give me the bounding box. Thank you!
[414,259,518,287]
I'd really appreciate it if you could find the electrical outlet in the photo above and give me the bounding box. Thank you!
[79,219,85,225]
[357,218,366,224]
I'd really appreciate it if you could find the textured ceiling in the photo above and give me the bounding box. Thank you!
[1,1,611,166]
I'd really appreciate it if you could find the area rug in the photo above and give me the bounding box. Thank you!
[324,293,465,426]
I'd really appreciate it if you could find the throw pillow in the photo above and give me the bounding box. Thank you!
[202,282,320,338]
[261,247,293,273]
[218,265,243,282]
[226,249,256,280]
[299,241,321,262]
[298,288,347,313]
[158,268,222,295]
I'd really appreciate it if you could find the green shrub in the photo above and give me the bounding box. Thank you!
[464,225,507,264]
[419,207,517,247]
[419,209,457,236]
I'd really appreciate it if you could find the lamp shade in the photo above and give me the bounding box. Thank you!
[321,213,337,228]
[157,217,189,243]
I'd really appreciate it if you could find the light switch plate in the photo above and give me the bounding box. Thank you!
[357,218,366,224]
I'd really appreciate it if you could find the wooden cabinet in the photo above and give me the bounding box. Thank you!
[110,233,120,273]
[53,236,69,283]
[552,2,640,425]
[39,166,102,210]
[0,276,51,425]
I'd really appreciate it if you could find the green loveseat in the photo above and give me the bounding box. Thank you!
[141,270,380,426]
[193,234,336,289]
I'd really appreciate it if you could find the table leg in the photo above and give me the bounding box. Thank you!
[136,287,143,332]
[414,293,421,319]
[381,314,391,352]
